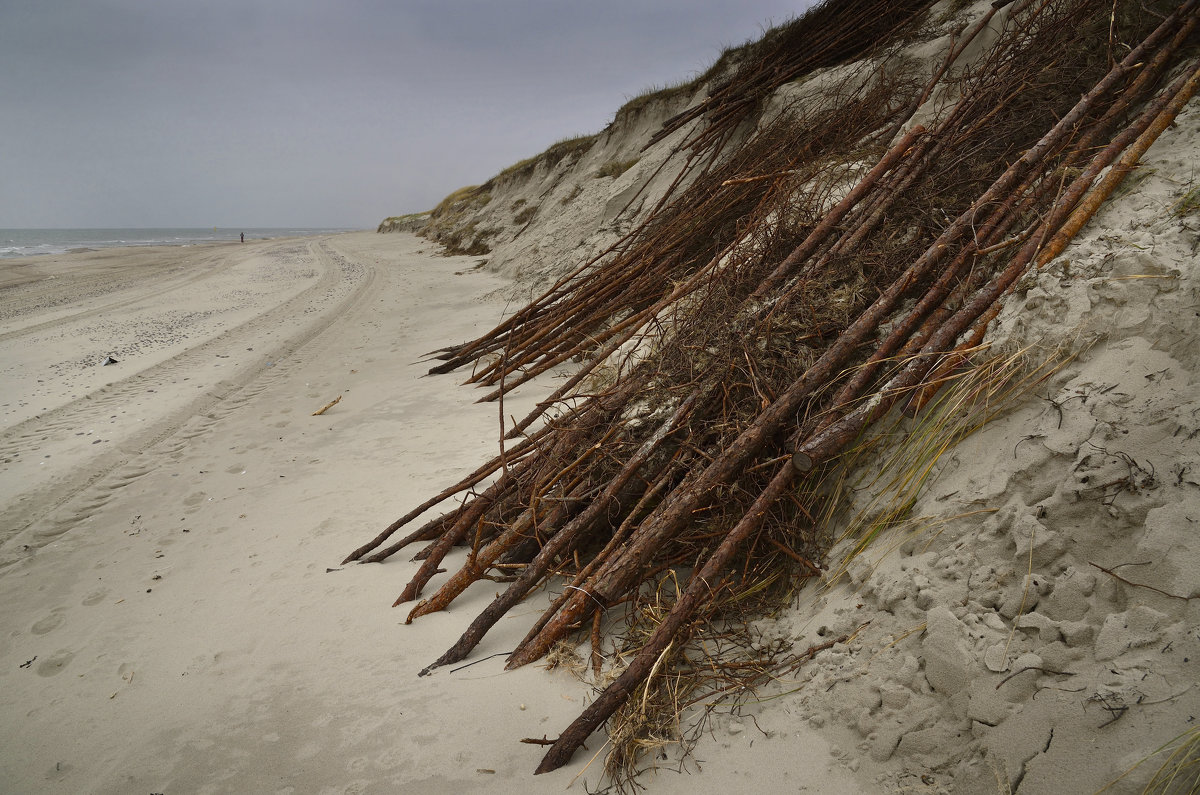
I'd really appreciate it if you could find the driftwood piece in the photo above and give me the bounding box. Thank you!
[311,395,341,416]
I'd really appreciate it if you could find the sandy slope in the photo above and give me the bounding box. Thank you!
[0,233,862,793]
[694,98,1200,794]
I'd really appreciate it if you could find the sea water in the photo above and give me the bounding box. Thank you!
[0,228,360,259]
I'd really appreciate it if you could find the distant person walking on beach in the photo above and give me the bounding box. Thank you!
[240,232,245,243]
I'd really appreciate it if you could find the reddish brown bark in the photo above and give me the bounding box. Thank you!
[795,57,1200,472]
[422,395,697,671]
[536,459,801,773]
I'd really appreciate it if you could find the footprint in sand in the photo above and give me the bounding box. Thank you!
[31,609,66,635]
[82,588,108,606]
[46,760,72,780]
[36,650,75,677]
[182,491,208,509]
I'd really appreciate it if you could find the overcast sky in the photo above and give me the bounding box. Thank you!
[0,0,814,229]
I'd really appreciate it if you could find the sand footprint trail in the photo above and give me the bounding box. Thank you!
[0,237,376,561]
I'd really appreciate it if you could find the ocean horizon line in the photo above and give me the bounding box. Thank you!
[0,227,365,259]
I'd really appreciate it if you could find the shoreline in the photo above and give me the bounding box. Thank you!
[0,228,363,260]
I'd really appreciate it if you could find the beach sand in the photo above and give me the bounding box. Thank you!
[0,233,859,793]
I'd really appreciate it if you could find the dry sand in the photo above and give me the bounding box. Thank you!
[0,233,859,793]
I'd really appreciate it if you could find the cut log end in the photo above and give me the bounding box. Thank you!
[791,450,815,473]
[534,744,578,775]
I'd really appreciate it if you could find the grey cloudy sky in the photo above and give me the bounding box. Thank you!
[0,0,812,229]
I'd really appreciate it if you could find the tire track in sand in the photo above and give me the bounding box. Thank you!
[0,238,375,561]
[0,246,237,344]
